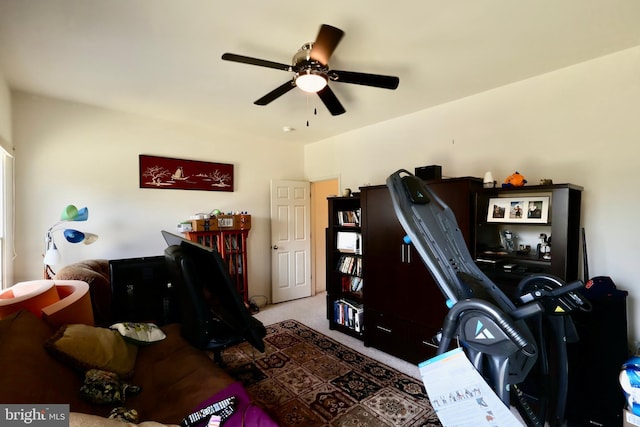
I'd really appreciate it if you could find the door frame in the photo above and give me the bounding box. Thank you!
[310,177,340,295]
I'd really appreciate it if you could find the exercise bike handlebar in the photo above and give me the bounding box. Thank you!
[518,275,592,312]
[439,298,537,357]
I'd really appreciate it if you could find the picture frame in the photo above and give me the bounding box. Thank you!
[139,154,234,192]
[487,196,549,223]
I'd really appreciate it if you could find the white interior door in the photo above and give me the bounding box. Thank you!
[270,179,311,303]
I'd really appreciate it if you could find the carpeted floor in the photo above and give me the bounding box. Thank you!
[222,319,442,426]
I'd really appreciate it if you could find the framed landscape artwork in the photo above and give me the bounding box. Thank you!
[487,196,549,223]
[139,155,234,192]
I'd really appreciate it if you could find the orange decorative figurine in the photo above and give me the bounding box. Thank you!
[503,171,527,187]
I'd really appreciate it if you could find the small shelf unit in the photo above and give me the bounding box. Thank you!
[474,183,583,296]
[325,195,364,339]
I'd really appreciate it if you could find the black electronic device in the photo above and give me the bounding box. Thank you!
[415,165,442,181]
[565,294,628,427]
[161,230,266,353]
[109,255,179,325]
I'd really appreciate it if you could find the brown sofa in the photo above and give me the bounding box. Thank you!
[54,259,113,326]
[0,260,275,426]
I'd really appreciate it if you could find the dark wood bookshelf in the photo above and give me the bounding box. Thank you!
[326,195,364,339]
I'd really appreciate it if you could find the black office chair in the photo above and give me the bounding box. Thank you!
[164,243,265,366]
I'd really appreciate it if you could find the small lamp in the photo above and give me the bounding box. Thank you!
[483,171,496,189]
[43,241,61,266]
[44,204,98,279]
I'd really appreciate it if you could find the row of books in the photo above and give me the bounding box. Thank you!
[336,255,362,277]
[333,299,364,333]
[341,275,363,293]
[337,209,361,226]
[223,235,242,251]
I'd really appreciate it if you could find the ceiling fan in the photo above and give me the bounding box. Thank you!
[221,24,400,116]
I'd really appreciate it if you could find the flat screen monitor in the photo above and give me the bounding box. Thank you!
[162,230,184,247]
[161,230,265,352]
[109,255,180,325]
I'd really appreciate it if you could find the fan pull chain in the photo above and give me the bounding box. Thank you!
[305,94,315,127]
[306,107,318,127]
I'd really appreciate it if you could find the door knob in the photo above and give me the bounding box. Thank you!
[272,245,278,250]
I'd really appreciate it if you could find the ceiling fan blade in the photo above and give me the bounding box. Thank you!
[310,24,344,66]
[317,86,346,116]
[254,80,296,105]
[330,70,399,89]
[222,53,291,72]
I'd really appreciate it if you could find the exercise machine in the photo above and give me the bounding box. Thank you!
[386,169,591,426]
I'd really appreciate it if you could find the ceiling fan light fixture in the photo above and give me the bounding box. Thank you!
[295,70,328,93]
[221,24,399,116]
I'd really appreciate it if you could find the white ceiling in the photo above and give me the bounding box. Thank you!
[1,0,639,144]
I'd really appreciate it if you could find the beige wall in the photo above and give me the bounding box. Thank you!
[306,46,640,342]
[0,70,13,289]
[12,92,305,301]
[0,69,11,151]
[8,46,640,344]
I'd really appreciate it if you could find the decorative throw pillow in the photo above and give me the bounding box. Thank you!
[110,322,166,345]
[45,324,138,377]
[79,369,141,405]
[108,407,139,423]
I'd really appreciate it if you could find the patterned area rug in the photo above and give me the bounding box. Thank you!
[221,319,442,426]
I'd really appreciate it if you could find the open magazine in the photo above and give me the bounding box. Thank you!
[418,348,523,427]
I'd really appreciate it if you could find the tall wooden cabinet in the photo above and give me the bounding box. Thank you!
[360,177,483,364]
[326,178,584,366]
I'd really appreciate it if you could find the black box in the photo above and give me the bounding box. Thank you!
[566,294,628,427]
[415,165,442,180]
[109,256,180,325]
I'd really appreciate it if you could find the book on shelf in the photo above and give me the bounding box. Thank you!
[336,255,362,277]
[337,209,361,227]
[333,298,364,332]
[354,310,364,332]
[341,275,363,293]
[336,231,362,254]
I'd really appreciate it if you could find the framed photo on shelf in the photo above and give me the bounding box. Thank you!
[487,196,549,223]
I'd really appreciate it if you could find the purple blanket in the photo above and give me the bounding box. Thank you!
[188,381,278,427]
